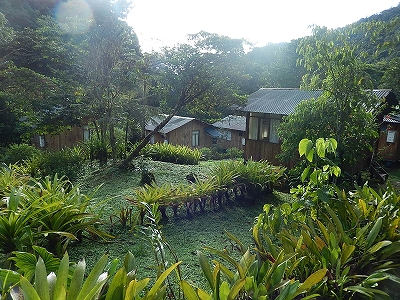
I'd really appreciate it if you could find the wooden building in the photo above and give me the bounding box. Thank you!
[145,115,216,148]
[241,88,398,166]
[212,115,246,150]
[32,121,90,151]
[377,114,400,162]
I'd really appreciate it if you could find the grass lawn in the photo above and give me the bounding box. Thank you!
[69,159,291,289]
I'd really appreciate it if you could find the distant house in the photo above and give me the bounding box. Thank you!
[212,115,246,150]
[241,88,398,166]
[32,119,90,151]
[145,115,216,148]
[377,114,400,162]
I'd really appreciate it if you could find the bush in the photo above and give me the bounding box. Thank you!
[0,144,40,165]
[200,146,244,160]
[27,147,86,181]
[140,143,202,165]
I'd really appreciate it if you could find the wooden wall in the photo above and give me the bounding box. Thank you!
[149,120,214,148]
[377,123,400,161]
[244,139,282,165]
[216,130,245,150]
[33,125,85,151]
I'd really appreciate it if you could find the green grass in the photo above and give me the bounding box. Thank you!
[69,159,289,288]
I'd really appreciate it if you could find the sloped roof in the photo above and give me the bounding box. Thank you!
[145,115,195,134]
[212,115,246,131]
[242,88,395,115]
[383,114,400,124]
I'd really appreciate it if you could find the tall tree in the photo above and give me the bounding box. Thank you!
[120,32,248,168]
[279,26,382,170]
[81,0,140,162]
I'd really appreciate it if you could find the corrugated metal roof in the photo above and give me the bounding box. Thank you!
[242,88,394,115]
[145,115,195,134]
[383,114,400,124]
[212,115,246,131]
[242,88,322,115]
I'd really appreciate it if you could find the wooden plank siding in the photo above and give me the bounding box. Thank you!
[148,120,214,149]
[215,130,245,150]
[32,124,87,151]
[244,139,281,164]
[377,123,400,162]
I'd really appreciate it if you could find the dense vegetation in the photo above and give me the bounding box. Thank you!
[1,1,400,299]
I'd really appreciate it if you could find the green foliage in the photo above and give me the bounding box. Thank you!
[0,172,109,256]
[291,138,341,206]
[0,144,40,165]
[279,26,381,170]
[180,232,326,300]
[254,184,400,299]
[200,146,244,160]
[251,137,400,299]
[0,163,30,197]
[27,147,86,181]
[79,138,111,161]
[140,143,202,165]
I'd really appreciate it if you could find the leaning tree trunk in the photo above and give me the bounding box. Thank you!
[118,107,180,169]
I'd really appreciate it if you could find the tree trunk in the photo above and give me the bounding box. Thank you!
[118,108,179,169]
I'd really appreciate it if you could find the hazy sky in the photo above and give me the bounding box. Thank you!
[126,0,399,52]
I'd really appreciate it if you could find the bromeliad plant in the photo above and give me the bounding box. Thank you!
[252,138,400,299]
[180,231,327,300]
[0,173,111,256]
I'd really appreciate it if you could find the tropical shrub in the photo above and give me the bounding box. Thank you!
[0,144,40,165]
[0,204,181,300]
[140,143,202,165]
[200,146,244,160]
[27,147,86,181]
[0,174,110,256]
[251,138,400,299]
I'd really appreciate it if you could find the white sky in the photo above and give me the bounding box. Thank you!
[126,0,399,53]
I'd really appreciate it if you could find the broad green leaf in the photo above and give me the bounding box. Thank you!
[35,257,50,300]
[315,138,326,158]
[125,278,150,299]
[341,244,355,265]
[76,254,109,300]
[299,139,312,158]
[20,276,41,300]
[198,251,214,290]
[294,268,327,297]
[180,280,200,300]
[366,217,383,248]
[227,279,246,300]
[306,149,315,163]
[146,261,181,298]
[368,241,391,254]
[219,281,230,300]
[270,261,287,287]
[105,267,127,300]
[301,166,310,182]
[197,287,212,300]
[53,253,69,300]
[66,259,85,300]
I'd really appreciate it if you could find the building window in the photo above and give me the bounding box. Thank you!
[39,135,45,148]
[221,129,232,141]
[192,130,199,146]
[83,125,90,142]
[260,119,269,140]
[249,116,259,140]
[269,119,280,143]
[248,116,280,143]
